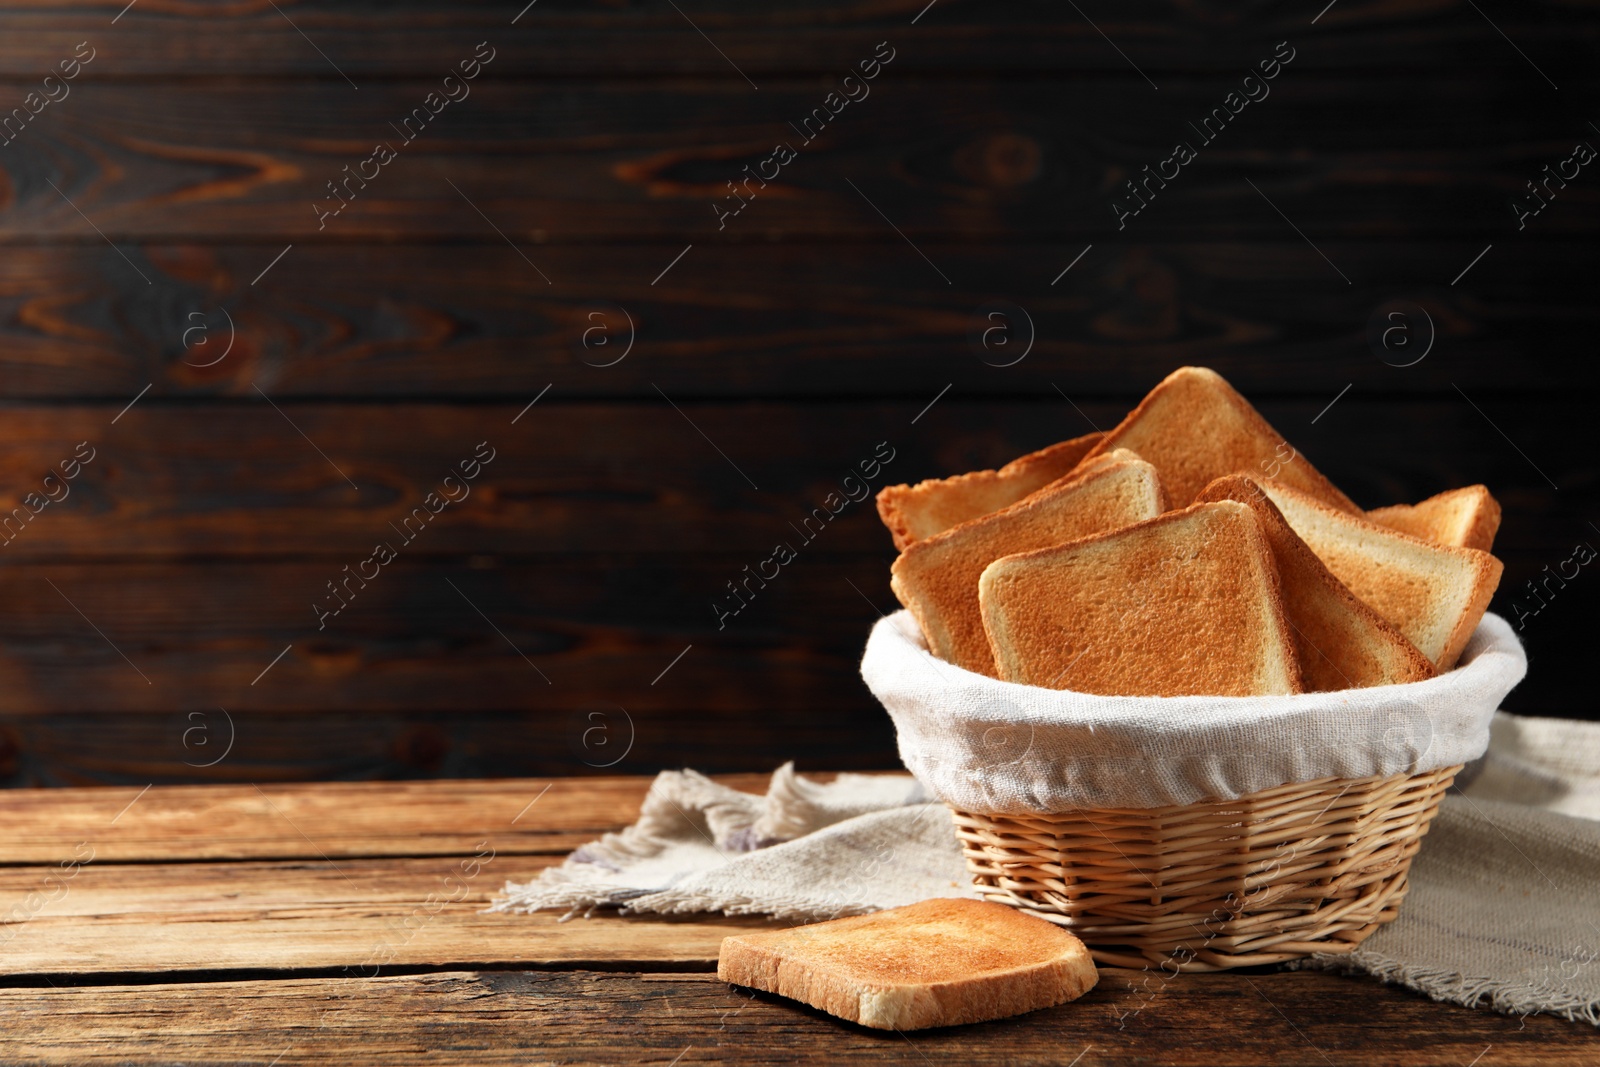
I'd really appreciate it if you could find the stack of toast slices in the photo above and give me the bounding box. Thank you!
[876,366,1505,695]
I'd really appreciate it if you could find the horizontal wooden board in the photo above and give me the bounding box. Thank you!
[0,855,790,975]
[2,1,1596,76]
[0,558,896,716]
[3,79,1597,241]
[0,399,1585,558]
[0,705,901,789]
[0,775,788,862]
[0,970,1590,1065]
[0,242,1595,398]
[0,547,1589,786]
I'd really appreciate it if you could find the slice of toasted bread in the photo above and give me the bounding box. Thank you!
[875,434,1100,550]
[717,898,1098,1031]
[1256,481,1503,670]
[1081,367,1358,512]
[1195,476,1437,691]
[1367,485,1502,552]
[978,500,1303,696]
[890,450,1165,675]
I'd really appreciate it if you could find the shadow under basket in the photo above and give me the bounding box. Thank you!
[950,764,1460,972]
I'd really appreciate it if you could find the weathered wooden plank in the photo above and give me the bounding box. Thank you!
[0,775,784,862]
[3,80,1596,240]
[0,702,903,790]
[0,557,895,717]
[0,393,1582,785]
[0,855,793,975]
[0,400,1586,558]
[1,1,1594,76]
[0,970,1589,1065]
[0,242,1594,398]
[0,547,1583,720]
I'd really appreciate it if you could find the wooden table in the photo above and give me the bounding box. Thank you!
[1,776,1591,1065]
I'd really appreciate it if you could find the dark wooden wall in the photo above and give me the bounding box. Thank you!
[0,2,1594,785]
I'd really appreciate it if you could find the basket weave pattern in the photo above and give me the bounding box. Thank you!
[951,765,1459,971]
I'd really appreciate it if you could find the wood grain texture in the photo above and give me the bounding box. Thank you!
[0,400,1587,558]
[0,558,892,715]
[0,705,900,789]
[0,970,1590,1065]
[0,389,1584,786]
[1,1,1595,76]
[0,243,1595,398]
[0,775,782,861]
[3,80,1596,241]
[0,550,1581,786]
[0,855,788,976]
[0,0,1591,816]
[0,780,1589,1060]
[0,4,1592,1059]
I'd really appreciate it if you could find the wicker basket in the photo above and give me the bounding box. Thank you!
[950,764,1460,971]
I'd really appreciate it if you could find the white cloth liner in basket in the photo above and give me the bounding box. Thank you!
[862,609,1527,813]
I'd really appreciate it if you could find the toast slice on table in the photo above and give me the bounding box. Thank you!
[717,898,1098,1031]
[875,434,1099,550]
[1195,476,1436,692]
[1081,366,1359,512]
[1367,485,1501,553]
[1256,481,1503,670]
[978,500,1303,696]
[890,450,1165,675]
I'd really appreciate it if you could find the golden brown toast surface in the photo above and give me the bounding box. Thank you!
[717,897,1098,1031]
[1367,484,1501,552]
[1257,481,1503,670]
[1082,367,1358,512]
[978,500,1303,696]
[890,451,1165,675]
[875,434,1099,550]
[1196,476,1436,692]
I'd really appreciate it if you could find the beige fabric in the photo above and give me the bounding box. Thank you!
[1293,712,1600,1024]
[491,765,961,922]
[1457,711,1600,819]
[861,610,1524,812]
[493,712,1599,1025]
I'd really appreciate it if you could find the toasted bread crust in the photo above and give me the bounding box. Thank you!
[1257,481,1504,670]
[1081,367,1359,512]
[978,501,1304,697]
[875,435,1100,550]
[1367,485,1502,553]
[1196,476,1437,691]
[717,898,1098,1030]
[890,451,1165,675]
